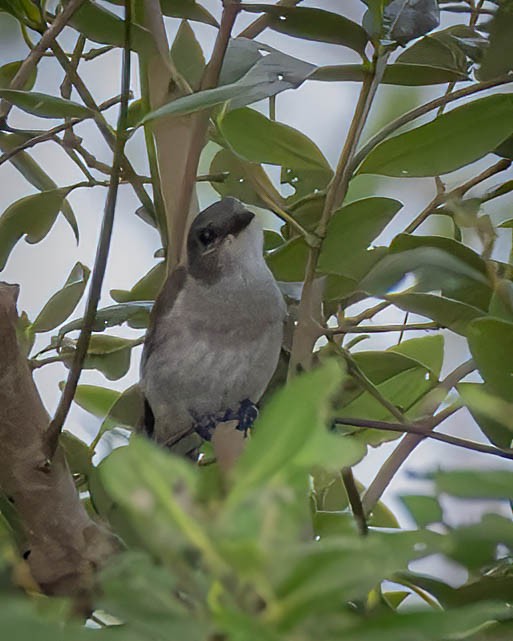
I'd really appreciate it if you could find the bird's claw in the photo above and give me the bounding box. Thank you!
[191,399,259,441]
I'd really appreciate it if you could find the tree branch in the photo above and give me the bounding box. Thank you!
[0,283,118,602]
[46,1,132,457]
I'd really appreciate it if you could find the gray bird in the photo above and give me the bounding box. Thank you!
[139,197,286,457]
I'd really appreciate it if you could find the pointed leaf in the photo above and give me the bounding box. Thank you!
[359,94,513,177]
[0,89,91,119]
[170,20,205,90]
[0,60,37,90]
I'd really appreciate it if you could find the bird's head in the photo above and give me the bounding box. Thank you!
[186,198,262,282]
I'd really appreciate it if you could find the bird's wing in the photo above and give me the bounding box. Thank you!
[139,265,187,438]
[140,264,187,373]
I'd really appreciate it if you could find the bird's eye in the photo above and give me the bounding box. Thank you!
[198,227,217,246]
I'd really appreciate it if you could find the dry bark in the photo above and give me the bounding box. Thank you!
[0,282,118,601]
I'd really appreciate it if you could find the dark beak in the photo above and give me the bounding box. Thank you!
[229,210,255,236]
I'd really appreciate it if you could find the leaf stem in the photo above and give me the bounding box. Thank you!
[45,0,132,458]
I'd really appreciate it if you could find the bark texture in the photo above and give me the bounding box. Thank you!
[0,283,118,599]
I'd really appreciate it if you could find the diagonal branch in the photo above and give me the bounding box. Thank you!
[45,1,132,457]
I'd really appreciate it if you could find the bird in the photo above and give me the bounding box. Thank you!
[139,197,286,458]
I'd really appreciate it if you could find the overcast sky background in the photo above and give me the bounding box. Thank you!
[1,1,512,559]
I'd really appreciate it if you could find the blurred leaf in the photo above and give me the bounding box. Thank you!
[0,188,71,271]
[312,62,467,85]
[435,470,513,500]
[61,334,139,380]
[220,108,331,171]
[68,1,154,54]
[59,302,152,336]
[240,5,368,54]
[478,1,513,80]
[229,362,366,504]
[382,0,439,45]
[0,89,91,119]
[318,197,402,275]
[0,60,36,90]
[400,494,443,527]
[458,382,513,449]
[143,52,315,121]
[359,94,513,177]
[32,262,90,333]
[101,384,143,432]
[111,262,165,303]
[489,280,513,322]
[170,20,205,90]
[468,317,513,398]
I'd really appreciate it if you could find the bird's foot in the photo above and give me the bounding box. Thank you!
[222,399,259,435]
[191,399,259,441]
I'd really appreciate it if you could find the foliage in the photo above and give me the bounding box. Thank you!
[0,0,513,639]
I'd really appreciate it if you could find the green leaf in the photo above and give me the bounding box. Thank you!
[435,469,513,500]
[387,292,484,335]
[61,334,139,380]
[359,94,513,177]
[101,384,143,432]
[397,31,467,74]
[400,494,443,527]
[59,301,152,336]
[0,89,91,119]
[160,0,218,26]
[64,383,120,418]
[240,5,368,55]
[170,20,205,90]
[266,237,309,282]
[68,0,154,55]
[59,431,92,478]
[468,317,513,399]
[458,382,513,449]
[0,189,70,271]
[220,108,331,171]
[143,53,315,122]
[32,262,90,333]
[0,60,36,90]
[318,197,402,275]
[229,362,366,504]
[390,334,444,378]
[312,63,467,85]
[489,279,513,322]
[209,148,271,208]
[0,133,78,241]
[111,262,165,303]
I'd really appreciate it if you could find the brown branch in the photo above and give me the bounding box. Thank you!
[0,0,86,120]
[46,1,132,457]
[326,321,440,336]
[362,359,476,515]
[333,415,513,461]
[0,283,118,602]
[341,468,368,536]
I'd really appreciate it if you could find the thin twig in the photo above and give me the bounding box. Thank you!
[0,0,86,120]
[333,415,513,461]
[50,42,155,218]
[289,53,389,375]
[362,359,476,515]
[325,321,439,336]
[0,94,125,168]
[351,75,513,173]
[341,467,368,536]
[45,1,132,458]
